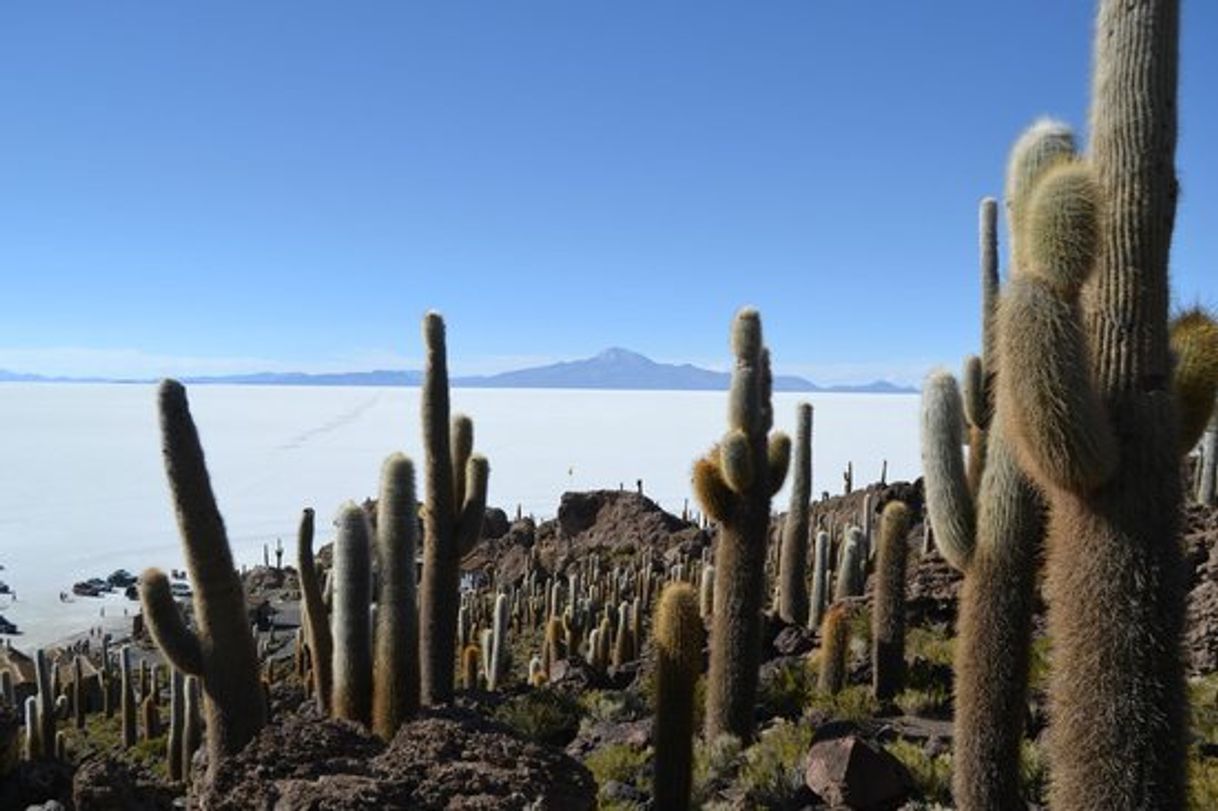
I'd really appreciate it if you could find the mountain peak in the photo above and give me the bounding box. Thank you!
[593,347,651,364]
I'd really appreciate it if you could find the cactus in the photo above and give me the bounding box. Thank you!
[543,616,565,676]
[22,697,37,761]
[294,509,333,711]
[120,647,136,749]
[488,593,509,691]
[72,655,85,729]
[1,669,13,707]
[816,604,849,695]
[32,649,53,759]
[182,675,201,782]
[140,380,265,775]
[461,644,480,691]
[990,5,1218,802]
[833,528,864,600]
[698,564,714,621]
[419,312,490,705]
[691,308,790,742]
[808,530,830,630]
[372,454,420,739]
[961,354,988,496]
[652,583,703,811]
[331,503,373,726]
[1170,308,1218,452]
[923,145,1065,809]
[778,403,813,625]
[1200,412,1218,505]
[871,502,911,700]
[168,669,184,782]
[141,694,159,740]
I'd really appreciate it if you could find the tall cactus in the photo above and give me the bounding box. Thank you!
[871,501,911,701]
[993,4,1218,804]
[921,153,1067,808]
[692,308,790,742]
[652,583,703,811]
[33,649,53,759]
[777,403,813,626]
[120,646,136,749]
[331,503,373,726]
[372,453,420,739]
[808,530,830,630]
[168,669,184,782]
[487,593,509,691]
[296,508,333,714]
[140,380,265,776]
[419,312,490,705]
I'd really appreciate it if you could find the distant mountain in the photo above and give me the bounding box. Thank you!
[0,351,916,393]
[454,347,820,391]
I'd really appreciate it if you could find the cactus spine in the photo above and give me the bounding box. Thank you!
[296,508,333,714]
[692,308,789,742]
[140,380,265,775]
[777,402,813,626]
[331,503,373,726]
[372,454,420,739]
[419,312,490,705]
[652,583,703,811]
[871,501,911,700]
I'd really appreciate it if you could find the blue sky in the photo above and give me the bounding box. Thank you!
[1,2,1215,385]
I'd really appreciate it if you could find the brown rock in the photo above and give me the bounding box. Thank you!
[805,734,912,810]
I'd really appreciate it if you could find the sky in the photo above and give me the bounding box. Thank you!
[1,2,1215,386]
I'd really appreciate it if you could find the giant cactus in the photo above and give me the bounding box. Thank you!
[372,453,420,739]
[692,308,789,742]
[332,503,373,726]
[139,380,265,777]
[921,178,1057,809]
[994,3,1218,804]
[419,312,490,705]
[777,402,813,626]
[652,582,703,811]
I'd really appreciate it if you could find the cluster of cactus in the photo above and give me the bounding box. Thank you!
[692,308,790,742]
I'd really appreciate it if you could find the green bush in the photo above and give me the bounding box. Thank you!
[758,658,816,720]
[886,739,952,805]
[737,721,815,807]
[492,690,583,747]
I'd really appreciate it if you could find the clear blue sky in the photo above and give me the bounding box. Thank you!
[2,2,1215,384]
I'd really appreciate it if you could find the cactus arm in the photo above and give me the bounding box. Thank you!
[962,355,986,431]
[999,163,1118,494]
[692,455,732,523]
[920,370,976,571]
[139,568,205,677]
[456,454,489,557]
[728,309,762,433]
[1169,308,1218,451]
[719,430,753,493]
[979,196,1000,422]
[767,432,791,496]
[296,508,333,713]
[451,415,473,510]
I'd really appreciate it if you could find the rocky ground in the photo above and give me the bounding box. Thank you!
[4,484,1218,809]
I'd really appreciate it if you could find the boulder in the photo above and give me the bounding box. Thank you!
[805,734,912,810]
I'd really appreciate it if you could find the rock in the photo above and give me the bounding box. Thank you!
[482,508,510,540]
[73,755,177,810]
[547,658,604,693]
[0,758,73,811]
[566,719,651,761]
[198,705,596,810]
[599,780,648,806]
[772,624,816,657]
[805,734,913,810]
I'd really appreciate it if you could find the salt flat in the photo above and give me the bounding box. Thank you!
[0,382,920,649]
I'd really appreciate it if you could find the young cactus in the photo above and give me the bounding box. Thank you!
[372,453,421,739]
[777,403,813,626]
[139,380,265,776]
[692,308,790,742]
[652,583,704,811]
[871,501,911,701]
[994,6,1218,804]
[419,312,490,705]
[331,502,373,726]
